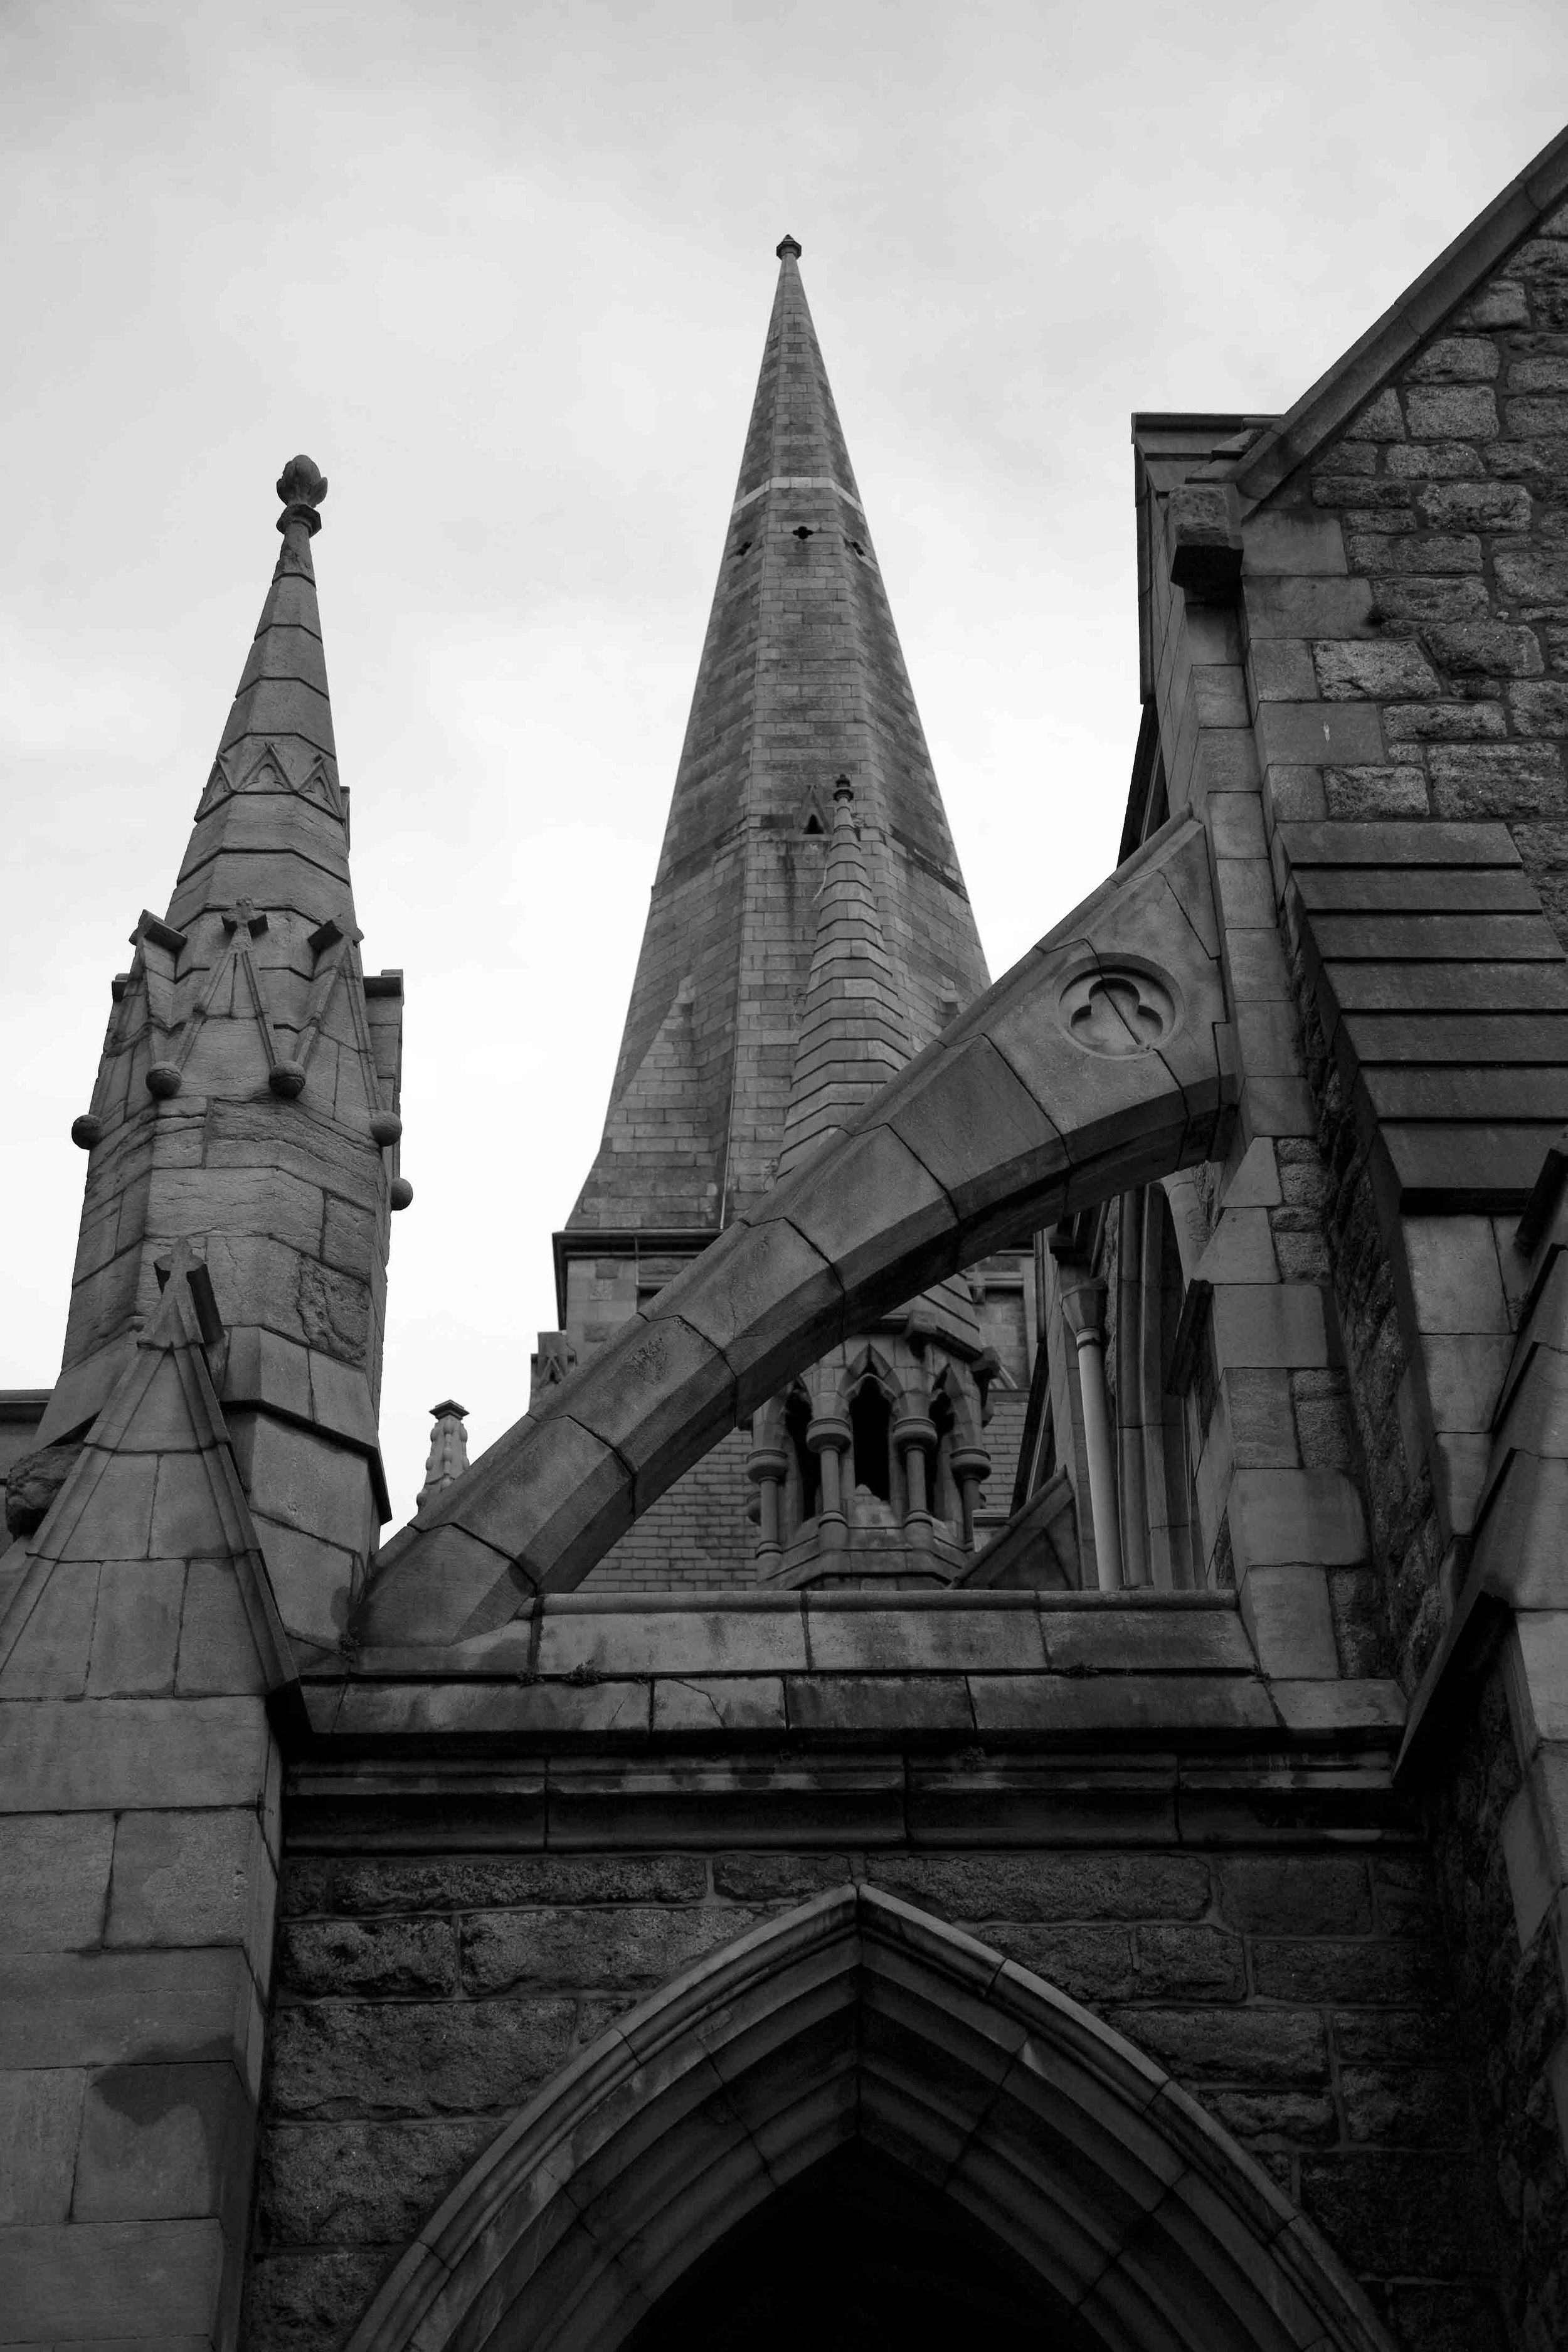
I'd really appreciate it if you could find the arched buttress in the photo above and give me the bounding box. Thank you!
[358,817,1236,1644]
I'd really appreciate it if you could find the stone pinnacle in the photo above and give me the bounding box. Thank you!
[775,234,802,259]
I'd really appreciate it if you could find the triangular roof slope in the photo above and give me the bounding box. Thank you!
[1232,122,1568,509]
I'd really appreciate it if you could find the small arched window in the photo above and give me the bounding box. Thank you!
[848,1381,892,1503]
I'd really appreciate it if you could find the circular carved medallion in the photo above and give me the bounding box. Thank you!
[1057,966,1177,1057]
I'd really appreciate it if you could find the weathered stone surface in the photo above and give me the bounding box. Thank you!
[1114,2006,1330,2084]
[1340,2064,1470,2146]
[240,2247,389,2352]
[984,1921,1134,2003]
[255,2118,492,2247]
[279,1917,456,1998]
[267,1997,576,2119]
[1133,1924,1246,2000]
[1298,2152,1486,2276]
[1250,1937,1449,2005]
[459,1904,768,1993]
[0,2069,85,2221]
[107,1807,274,1959]
[711,1852,850,1902]
[0,1812,114,1951]
[1202,2087,1337,2146]
[281,1852,707,1915]
[864,1852,1212,1922]
[1217,1855,1372,1936]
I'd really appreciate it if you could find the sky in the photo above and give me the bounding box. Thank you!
[2,0,1564,1518]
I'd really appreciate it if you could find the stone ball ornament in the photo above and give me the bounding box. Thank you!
[268,1059,308,1099]
[145,1061,183,1098]
[70,1113,104,1150]
[369,1110,403,1146]
[1056,961,1179,1058]
[389,1176,413,1210]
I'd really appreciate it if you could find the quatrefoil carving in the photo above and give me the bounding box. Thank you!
[1057,965,1177,1058]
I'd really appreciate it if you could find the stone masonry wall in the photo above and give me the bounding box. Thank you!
[1429,1663,1568,2350]
[1290,230,1568,931]
[246,1836,1498,2351]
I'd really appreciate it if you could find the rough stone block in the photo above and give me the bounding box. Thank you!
[711,1852,850,1902]
[279,1916,455,1998]
[1250,1938,1449,2005]
[1297,2154,1483,2277]
[1313,639,1440,699]
[1340,2065,1470,2146]
[1133,1924,1246,2000]
[254,2117,492,2250]
[0,1812,114,1951]
[1404,385,1498,438]
[1217,1855,1372,1935]
[865,1850,1210,1922]
[267,1996,576,2120]
[459,1904,770,1994]
[985,1920,1134,2002]
[1111,2006,1330,2084]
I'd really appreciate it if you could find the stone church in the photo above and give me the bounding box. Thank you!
[5,120,1568,2352]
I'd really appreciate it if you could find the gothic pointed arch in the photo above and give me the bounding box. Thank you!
[344,1886,1392,2352]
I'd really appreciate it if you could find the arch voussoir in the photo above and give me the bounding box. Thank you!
[344,1885,1395,2352]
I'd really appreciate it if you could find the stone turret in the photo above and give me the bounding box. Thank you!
[43,457,406,1652]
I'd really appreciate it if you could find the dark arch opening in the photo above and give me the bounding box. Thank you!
[625,2146,1089,2352]
[849,1379,892,1502]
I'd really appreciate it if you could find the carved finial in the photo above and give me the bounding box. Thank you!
[832,775,854,804]
[776,235,802,260]
[275,454,329,538]
[416,1399,470,1513]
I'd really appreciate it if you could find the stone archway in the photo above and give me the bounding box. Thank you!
[344,1885,1393,2352]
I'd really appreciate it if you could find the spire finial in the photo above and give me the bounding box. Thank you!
[775,234,802,260]
[275,453,329,538]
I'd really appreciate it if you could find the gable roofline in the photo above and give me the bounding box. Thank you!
[1231,120,1568,512]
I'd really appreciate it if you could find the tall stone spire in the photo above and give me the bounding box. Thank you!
[46,458,406,1651]
[565,237,988,1263]
[776,777,911,1179]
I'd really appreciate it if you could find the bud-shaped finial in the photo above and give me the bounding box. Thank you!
[776,234,802,260]
[275,453,329,538]
[832,773,854,805]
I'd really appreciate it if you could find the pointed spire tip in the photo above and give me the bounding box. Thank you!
[276,454,328,538]
[775,233,802,260]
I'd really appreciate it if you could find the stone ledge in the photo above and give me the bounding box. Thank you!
[285,1741,1417,1854]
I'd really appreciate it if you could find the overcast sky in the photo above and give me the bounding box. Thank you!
[3,1,1564,1516]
